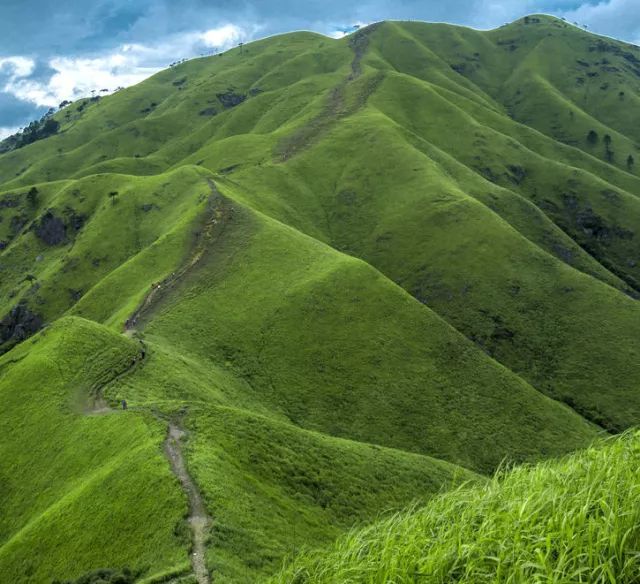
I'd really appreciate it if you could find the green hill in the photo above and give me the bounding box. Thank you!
[271,430,640,583]
[0,14,639,583]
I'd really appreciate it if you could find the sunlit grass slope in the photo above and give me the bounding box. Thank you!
[0,166,209,330]
[0,287,483,582]
[102,194,595,580]
[226,106,640,431]
[186,406,477,582]
[137,195,596,473]
[0,13,639,584]
[0,317,188,582]
[271,431,640,584]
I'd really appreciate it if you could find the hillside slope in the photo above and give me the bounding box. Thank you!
[0,15,638,583]
[271,431,640,583]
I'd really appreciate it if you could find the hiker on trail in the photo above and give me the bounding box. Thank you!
[121,399,128,410]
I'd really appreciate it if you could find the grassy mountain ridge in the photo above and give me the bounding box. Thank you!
[133,192,595,470]
[0,15,638,582]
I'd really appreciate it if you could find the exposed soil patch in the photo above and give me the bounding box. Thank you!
[543,193,640,293]
[0,194,21,208]
[31,207,85,246]
[276,24,382,162]
[35,211,67,245]
[216,89,246,108]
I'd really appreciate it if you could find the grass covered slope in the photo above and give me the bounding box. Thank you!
[101,192,594,580]
[207,21,640,432]
[137,194,596,473]
[0,317,188,582]
[271,431,640,583]
[0,13,639,584]
[184,406,477,582]
[222,103,640,431]
[0,166,210,335]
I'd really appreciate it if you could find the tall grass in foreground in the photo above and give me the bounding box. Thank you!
[271,432,640,583]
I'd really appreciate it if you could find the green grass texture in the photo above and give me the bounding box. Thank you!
[1,14,639,583]
[271,431,640,583]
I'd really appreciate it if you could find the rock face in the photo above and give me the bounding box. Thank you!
[35,211,66,245]
[0,303,43,349]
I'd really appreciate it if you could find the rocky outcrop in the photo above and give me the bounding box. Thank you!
[0,303,43,350]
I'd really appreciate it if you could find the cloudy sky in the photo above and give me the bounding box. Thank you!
[0,0,638,137]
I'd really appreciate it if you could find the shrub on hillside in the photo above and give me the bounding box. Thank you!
[52,567,136,584]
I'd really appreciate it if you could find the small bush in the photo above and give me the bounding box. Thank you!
[52,566,137,584]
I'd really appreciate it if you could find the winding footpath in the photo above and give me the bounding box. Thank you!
[164,423,212,584]
[84,348,214,582]
[82,182,225,581]
[84,340,146,415]
[125,180,227,331]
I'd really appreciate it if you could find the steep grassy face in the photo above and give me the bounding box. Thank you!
[136,197,595,473]
[0,318,188,582]
[0,166,214,356]
[205,20,640,432]
[271,431,640,584]
[233,108,640,430]
[0,14,639,584]
[184,406,476,583]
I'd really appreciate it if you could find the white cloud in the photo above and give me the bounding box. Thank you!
[4,54,159,108]
[0,126,21,140]
[0,57,36,79]
[0,23,252,109]
[329,22,373,39]
[559,0,640,44]
[0,57,36,80]
[199,23,246,47]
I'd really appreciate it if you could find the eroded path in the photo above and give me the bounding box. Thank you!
[125,180,228,331]
[84,185,219,581]
[84,357,214,582]
[84,339,146,415]
[164,423,212,584]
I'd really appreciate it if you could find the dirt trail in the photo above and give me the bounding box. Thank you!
[164,422,212,584]
[125,180,228,331]
[84,340,146,415]
[84,184,219,581]
[276,23,382,161]
[83,349,214,582]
